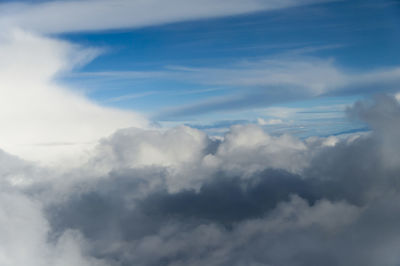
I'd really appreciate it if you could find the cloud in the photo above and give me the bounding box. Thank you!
[1,1,399,265]
[0,87,400,264]
[347,94,400,169]
[153,58,400,119]
[37,94,400,265]
[257,118,283,125]
[0,0,335,34]
[0,30,148,165]
[0,191,107,266]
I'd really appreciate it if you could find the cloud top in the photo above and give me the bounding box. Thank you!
[0,95,397,265]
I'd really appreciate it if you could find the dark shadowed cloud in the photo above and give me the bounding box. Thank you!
[0,94,395,265]
[0,94,400,265]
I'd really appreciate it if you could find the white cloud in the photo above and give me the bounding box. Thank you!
[0,30,148,165]
[261,106,304,118]
[0,192,105,266]
[257,118,283,125]
[91,126,209,170]
[83,124,311,193]
[152,57,400,118]
[207,124,309,174]
[395,92,400,101]
[0,0,334,34]
[199,57,400,95]
[192,58,347,95]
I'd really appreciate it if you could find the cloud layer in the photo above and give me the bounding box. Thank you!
[0,95,400,265]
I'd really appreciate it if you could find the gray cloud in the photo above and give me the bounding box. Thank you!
[0,95,400,265]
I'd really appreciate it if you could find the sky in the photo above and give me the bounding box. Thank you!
[0,0,398,162]
[59,0,400,131]
[0,1,400,266]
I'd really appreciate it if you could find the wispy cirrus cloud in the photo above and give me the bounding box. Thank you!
[0,0,336,34]
[70,55,400,120]
[151,58,400,119]
[103,91,157,103]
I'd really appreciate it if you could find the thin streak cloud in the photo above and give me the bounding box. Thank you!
[0,0,336,34]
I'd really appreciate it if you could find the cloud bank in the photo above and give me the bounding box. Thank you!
[1,95,400,265]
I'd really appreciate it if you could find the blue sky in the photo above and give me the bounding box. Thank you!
[1,0,400,139]
[46,0,399,136]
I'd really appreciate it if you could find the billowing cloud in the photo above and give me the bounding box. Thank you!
[0,30,148,165]
[0,95,399,265]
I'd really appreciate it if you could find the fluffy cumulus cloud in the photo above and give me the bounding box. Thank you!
[0,95,399,265]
